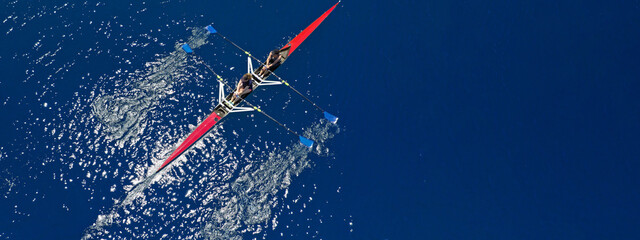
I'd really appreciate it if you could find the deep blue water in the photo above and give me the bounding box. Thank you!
[1,0,640,239]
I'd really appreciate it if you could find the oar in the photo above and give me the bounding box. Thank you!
[205,25,338,124]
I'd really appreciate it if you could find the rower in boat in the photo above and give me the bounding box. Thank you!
[230,73,254,104]
[257,49,283,77]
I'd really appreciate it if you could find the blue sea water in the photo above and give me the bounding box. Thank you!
[1,0,640,239]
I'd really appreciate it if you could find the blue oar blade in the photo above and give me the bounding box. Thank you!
[323,111,338,123]
[206,25,217,34]
[299,136,314,148]
[181,44,193,53]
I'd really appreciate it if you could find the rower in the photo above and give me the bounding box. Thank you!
[230,73,254,104]
[257,49,283,77]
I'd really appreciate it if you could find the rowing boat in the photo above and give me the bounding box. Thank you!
[156,2,340,173]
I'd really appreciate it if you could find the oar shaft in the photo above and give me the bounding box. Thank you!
[285,82,325,112]
[216,33,262,63]
[243,101,301,137]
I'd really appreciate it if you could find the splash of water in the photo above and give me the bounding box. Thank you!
[91,28,210,148]
[200,121,338,239]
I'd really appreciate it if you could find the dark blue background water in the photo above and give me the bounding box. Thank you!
[1,0,640,239]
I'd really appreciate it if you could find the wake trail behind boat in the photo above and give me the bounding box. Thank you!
[82,120,339,239]
[81,171,160,240]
